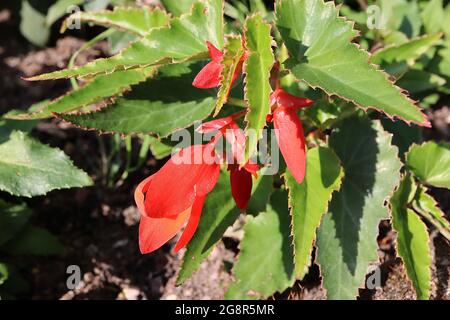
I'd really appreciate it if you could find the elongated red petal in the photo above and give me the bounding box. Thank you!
[206,41,223,62]
[135,176,190,254]
[224,121,246,164]
[192,61,223,89]
[274,106,306,184]
[173,195,206,252]
[145,145,219,219]
[271,88,314,110]
[196,116,235,133]
[229,165,253,209]
[139,210,190,254]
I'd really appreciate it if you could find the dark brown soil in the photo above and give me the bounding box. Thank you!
[0,4,449,300]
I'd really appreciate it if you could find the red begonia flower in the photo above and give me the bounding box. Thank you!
[270,89,314,184]
[198,115,258,209]
[135,144,220,254]
[192,41,246,89]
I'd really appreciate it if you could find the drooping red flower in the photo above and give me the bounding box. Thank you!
[192,41,246,89]
[228,161,258,209]
[197,115,258,209]
[135,144,220,254]
[269,88,314,184]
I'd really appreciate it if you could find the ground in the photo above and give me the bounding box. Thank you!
[0,5,449,300]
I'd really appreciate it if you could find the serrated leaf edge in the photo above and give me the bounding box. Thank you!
[275,0,430,128]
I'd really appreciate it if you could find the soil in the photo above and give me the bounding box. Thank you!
[0,4,449,300]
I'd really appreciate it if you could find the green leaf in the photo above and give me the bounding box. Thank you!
[0,201,32,246]
[177,171,238,285]
[396,70,446,94]
[246,171,273,216]
[371,33,443,65]
[46,0,84,27]
[0,131,93,197]
[62,7,170,36]
[378,0,422,38]
[285,147,344,280]
[304,98,357,129]
[29,0,224,80]
[390,175,431,300]
[161,0,197,16]
[421,0,445,34]
[276,0,429,126]
[243,14,274,162]
[406,141,450,189]
[381,118,422,157]
[0,263,9,286]
[226,191,295,299]
[316,116,402,299]
[214,35,245,116]
[20,0,51,47]
[1,225,64,256]
[58,63,216,137]
[7,68,157,120]
[148,136,173,160]
[413,186,450,241]
[177,169,272,285]
[443,4,450,35]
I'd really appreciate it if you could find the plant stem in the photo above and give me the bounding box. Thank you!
[227,97,247,108]
[68,28,116,89]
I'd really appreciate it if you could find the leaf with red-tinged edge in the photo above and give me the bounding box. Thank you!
[192,60,223,89]
[276,0,430,127]
[174,195,207,252]
[139,211,190,254]
[214,35,246,116]
[207,41,223,62]
[144,145,219,219]
[243,15,275,162]
[271,88,315,110]
[274,106,306,184]
[229,165,253,209]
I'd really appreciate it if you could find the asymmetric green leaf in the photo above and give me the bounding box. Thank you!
[7,67,157,120]
[421,0,445,34]
[390,175,431,300]
[316,117,402,299]
[58,63,216,137]
[406,141,450,189]
[226,191,295,299]
[214,35,245,116]
[285,147,344,279]
[372,33,443,65]
[243,14,274,162]
[161,0,197,16]
[20,0,51,47]
[276,0,429,126]
[62,7,170,36]
[0,131,93,197]
[29,0,224,80]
